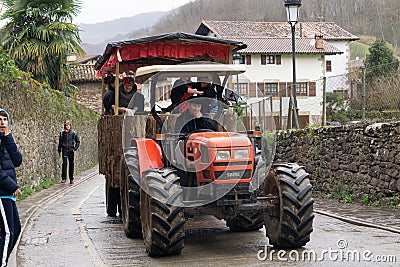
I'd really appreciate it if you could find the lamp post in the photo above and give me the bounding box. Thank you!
[233,53,242,93]
[284,0,301,129]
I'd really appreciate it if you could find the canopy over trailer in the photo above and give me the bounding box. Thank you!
[94,32,246,115]
[95,32,246,77]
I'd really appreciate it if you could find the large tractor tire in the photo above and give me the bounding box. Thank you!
[140,168,185,257]
[263,163,314,249]
[120,147,142,238]
[226,212,264,232]
[106,183,120,217]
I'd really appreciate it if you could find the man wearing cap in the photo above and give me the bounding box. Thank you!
[174,96,218,134]
[57,120,80,184]
[0,109,22,267]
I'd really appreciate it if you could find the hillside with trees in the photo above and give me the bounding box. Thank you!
[134,0,400,53]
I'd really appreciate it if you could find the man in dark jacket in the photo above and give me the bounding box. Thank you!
[0,109,22,267]
[103,74,115,115]
[174,96,218,134]
[58,120,80,184]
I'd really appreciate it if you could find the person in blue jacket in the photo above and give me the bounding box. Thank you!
[0,109,22,267]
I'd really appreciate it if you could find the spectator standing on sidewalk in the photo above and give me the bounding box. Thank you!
[0,109,22,267]
[58,120,80,184]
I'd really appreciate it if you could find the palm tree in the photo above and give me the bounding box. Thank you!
[0,0,85,91]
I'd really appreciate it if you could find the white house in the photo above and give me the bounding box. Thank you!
[195,20,359,128]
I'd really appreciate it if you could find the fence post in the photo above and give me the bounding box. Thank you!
[362,67,366,122]
[322,76,327,126]
[279,93,283,130]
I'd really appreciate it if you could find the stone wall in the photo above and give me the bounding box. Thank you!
[0,82,99,189]
[275,122,400,204]
[71,81,102,113]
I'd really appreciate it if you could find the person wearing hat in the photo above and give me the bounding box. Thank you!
[168,74,203,114]
[57,120,80,184]
[174,96,218,134]
[0,109,22,267]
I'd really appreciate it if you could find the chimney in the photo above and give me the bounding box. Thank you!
[315,34,324,49]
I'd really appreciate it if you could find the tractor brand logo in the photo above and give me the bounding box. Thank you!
[226,171,242,178]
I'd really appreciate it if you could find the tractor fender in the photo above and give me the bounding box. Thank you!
[131,138,164,176]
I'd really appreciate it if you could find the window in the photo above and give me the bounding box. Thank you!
[246,55,252,65]
[238,83,248,96]
[326,60,332,72]
[261,55,276,65]
[296,83,308,96]
[266,55,275,64]
[265,83,279,96]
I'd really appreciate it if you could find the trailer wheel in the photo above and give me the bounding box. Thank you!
[140,168,184,257]
[226,212,264,232]
[120,147,142,238]
[106,183,120,217]
[263,163,314,248]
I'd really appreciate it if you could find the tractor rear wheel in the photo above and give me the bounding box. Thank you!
[263,163,314,248]
[120,147,142,238]
[140,168,184,257]
[226,212,264,232]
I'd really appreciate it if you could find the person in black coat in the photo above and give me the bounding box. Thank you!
[168,75,203,113]
[103,75,115,115]
[174,96,218,134]
[58,120,80,184]
[0,109,22,267]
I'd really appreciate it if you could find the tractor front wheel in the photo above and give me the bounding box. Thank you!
[140,168,185,256]
[263,163,314,248]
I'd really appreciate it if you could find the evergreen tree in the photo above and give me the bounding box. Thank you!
[365,39,399,81]
[0,0,85,91]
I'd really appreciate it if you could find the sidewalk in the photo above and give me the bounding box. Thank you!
[314,197,400,232]
[8,166,100,267]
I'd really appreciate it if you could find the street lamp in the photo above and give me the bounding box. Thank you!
[284,0,301,128]
[233,53,242,93]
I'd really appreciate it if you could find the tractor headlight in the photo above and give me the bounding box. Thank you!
[233,149,249,159]
[216,150,231,160]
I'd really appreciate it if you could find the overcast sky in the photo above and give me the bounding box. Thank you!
[75,0,193,24]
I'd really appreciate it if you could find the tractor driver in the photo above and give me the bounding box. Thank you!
[174,96,218,135]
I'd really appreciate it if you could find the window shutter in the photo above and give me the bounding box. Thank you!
[246,55,252,65]
[279,82,287,97]
[276,55,282,65]
[249,83,256,97]
[261,55,266,65]
[257,83,265,95]
[309,82,316,96]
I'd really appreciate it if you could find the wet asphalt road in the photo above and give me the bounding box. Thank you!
[13,168,400,266]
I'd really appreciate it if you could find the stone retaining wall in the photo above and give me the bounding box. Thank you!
[275,122,400,204]
[0,83,99,189]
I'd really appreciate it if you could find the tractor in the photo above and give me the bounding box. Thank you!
[118,63,314,256]
[95,32,314,257]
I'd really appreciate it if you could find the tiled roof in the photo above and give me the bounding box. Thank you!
[237,37,342,55]
[74,55,100,64]
[197,20,359,41]
[69,65,100,81]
